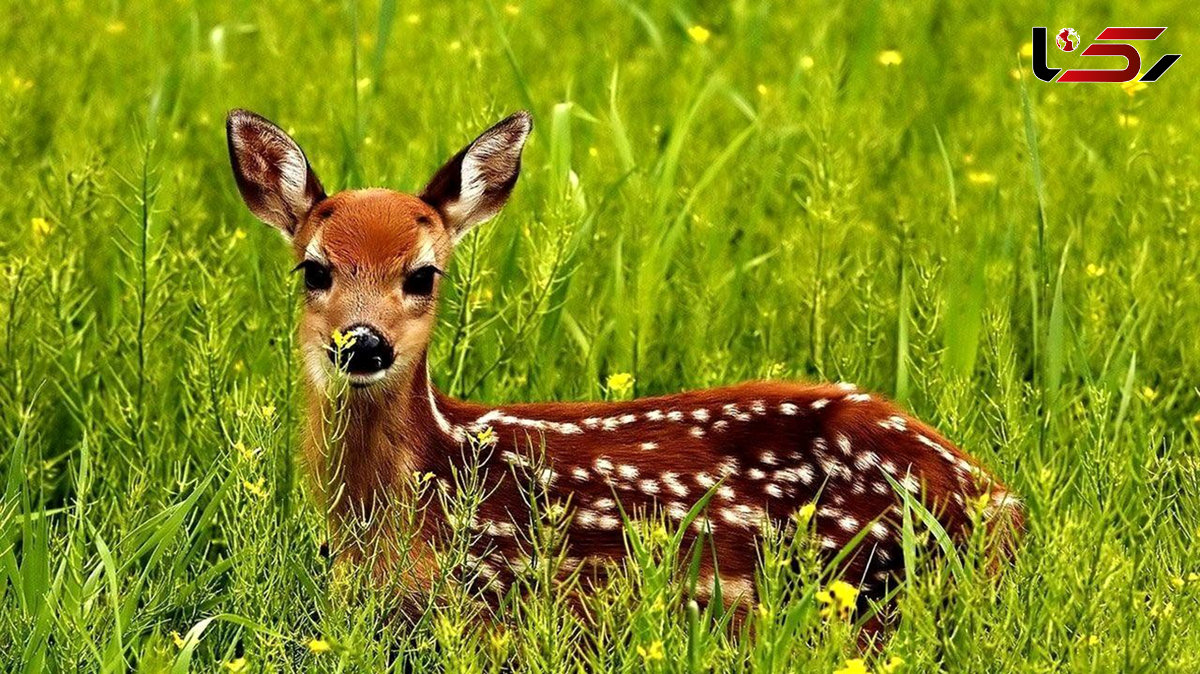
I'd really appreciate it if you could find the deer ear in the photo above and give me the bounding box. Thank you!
[420,111,532,240]
[226,109,326,238]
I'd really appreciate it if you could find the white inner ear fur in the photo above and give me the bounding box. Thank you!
[444,123,529,239]
[276,147,313,216]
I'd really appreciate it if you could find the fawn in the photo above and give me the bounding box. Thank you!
[226,108,1022,631]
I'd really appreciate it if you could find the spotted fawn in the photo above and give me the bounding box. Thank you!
[226,109,1022,630]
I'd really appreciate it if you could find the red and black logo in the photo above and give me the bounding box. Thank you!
[1032,27,1180,83]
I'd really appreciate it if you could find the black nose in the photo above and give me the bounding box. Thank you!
[328,324,394,374]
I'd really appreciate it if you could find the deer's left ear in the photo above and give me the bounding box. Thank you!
[420,111,532,241]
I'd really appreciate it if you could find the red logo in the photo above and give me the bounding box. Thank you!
[1032,27,1180,83]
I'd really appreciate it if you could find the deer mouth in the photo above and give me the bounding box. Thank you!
[346,368,390,389]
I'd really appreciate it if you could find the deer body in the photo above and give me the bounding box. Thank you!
[227,109,1021,622]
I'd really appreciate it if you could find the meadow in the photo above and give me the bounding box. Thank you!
[2,0,1199,671]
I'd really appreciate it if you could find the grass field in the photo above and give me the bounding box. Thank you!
[2,0,1199,671]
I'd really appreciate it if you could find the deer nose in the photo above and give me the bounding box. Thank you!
[329,324,394,375]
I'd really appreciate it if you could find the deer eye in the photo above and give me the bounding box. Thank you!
[294,260,332,292]
[403,265,440,296]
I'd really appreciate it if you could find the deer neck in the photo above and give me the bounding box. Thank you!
[307,353,449,521]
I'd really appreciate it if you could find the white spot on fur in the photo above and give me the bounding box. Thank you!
[760,451,779,466]
[667,410,684,422]
[750,400,767,415]
[696,472,716,488]
[846,393,872,403]
[617,464,639,480]
[640,441,658,451]
[835,433,852,456]
[691,408,710,422]
[765,483,783,498]
[717,457,739,476]
[854,451,880,470]
[717,485,735,500]
[662,472,688,497]
[571,467,589,481]
[639,479,660,495]
[779,402,799,415]
[712,420,729,432]
[594,456,614,474]
[811,398,829,410]
[797,464,815,485]
[748,468,766,480]
[690,426,705,438]
[646,409,665,421]
[486,520,517,537]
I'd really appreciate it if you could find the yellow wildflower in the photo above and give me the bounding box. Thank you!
[405,13,421,24]
[10,76,33,92]
[1085,263,1106,278]
[756,83,770,96]
[1121,80,1148,97]
[1188,572,1199,582]
[687,25,712,44]
[880,656,905,673]
[1141,386,1157,401]
[224,658,247,673]
[606,372,635,397]
[636,640,665,662]
[966,171,997,186]
[799,55,815,70]
[878,50,903,66]
[106,21,127,34]
[233,228,247,241]
[833,658,870,674]
[816,580,859,620]
[1085,634,1100,646]
[260,403,275,418]
[1117,113,1140,128]
[504,4,520,15]
[1019,42,1034,59]
[356,77,372,92]
[793,502,816,525]
[588,146,599,158]
[475,426,497,447]
[243,478,267,499]
[1171,576,1185,589]
[330,329,358,352]
[171,631,186,648]
[31,217,52,242]
[307,638,332,653]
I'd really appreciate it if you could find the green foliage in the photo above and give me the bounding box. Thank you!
[1,0,1198,671]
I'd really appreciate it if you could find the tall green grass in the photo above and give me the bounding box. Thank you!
[1,0,1198,671]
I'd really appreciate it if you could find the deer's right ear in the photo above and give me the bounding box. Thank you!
[226,109,326,238]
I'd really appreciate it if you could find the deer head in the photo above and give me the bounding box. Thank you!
[226,109,531,391]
